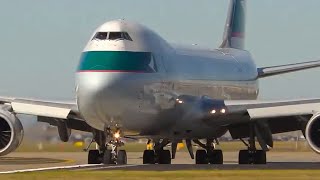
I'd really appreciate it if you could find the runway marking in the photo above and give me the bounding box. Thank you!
[0,157,67,165]
[0,164,103,174]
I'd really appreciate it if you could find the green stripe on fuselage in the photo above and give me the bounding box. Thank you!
[232,0,245,35]
[78,51,155,72]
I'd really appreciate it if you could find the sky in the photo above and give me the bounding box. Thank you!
[0,0,320,101]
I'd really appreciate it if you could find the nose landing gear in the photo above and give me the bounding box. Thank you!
[87,128,127,165]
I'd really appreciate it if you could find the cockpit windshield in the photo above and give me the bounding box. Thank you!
[108,32,122,40]
[92,32,132,41]
[93,32,108,40]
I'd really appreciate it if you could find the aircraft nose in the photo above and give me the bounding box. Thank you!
[77,72,135,121]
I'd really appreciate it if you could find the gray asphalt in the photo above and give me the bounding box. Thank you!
[76,162,320,171]
[1,151,320,172]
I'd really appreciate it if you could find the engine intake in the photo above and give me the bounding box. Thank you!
[0,107,23,156]
[306,113,320,154]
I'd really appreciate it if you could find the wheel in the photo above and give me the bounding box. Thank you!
[254,150,266,164]
[143,150,155,164]
[117,150,127,165]
[102,150,113,164]
[158,150,171,164]
[88,150,100,164]
[207,149,223,164]
[195,149,208,164]
[238,150,249,164]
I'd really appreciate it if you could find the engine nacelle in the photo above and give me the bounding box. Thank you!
[0,107,24,156]
[305,113,320,154]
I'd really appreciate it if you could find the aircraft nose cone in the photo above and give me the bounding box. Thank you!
[76,72,135,127]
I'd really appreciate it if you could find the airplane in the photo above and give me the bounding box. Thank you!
[1,0,320,165]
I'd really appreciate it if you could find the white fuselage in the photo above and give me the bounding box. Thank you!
[76,20,258,139]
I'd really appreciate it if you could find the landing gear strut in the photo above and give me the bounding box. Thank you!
[87,128,127,165]
[238,123,267,164]
[194,139,223,164]
[143,139,171,164]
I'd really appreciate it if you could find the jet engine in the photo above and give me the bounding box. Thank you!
[305,113,320,154]
[0,107,23,156]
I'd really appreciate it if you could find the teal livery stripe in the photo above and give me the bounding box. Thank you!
[231,0,246,37]
[77,51,156,73]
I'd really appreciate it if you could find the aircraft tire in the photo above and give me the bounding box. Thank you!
[254,150,266,164]
[207,149,223,164]
[102,150,113,164]
[158,150,171,164]
[195,149,208,164]
[238,150,250,164]
[117,150,127,164]
[143,150,155,164]
[88,150,100,164]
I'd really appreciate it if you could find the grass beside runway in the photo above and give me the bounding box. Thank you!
[2,170,320,180]
[15,141,312,152]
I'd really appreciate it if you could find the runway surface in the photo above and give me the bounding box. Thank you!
[1,151,320,173]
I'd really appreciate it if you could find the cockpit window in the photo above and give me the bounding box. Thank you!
[108,32,123,40]
[108,32,133,41]
[123,32,132,41]
[92,32,108,40]
[92,32,133,41]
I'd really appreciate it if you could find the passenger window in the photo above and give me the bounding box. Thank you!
[92,32,108,40]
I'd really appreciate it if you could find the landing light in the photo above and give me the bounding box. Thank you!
[176,99,183,104]
[220,108,226,114]
[114,132,121,139]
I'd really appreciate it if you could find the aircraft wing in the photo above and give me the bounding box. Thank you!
[177,95,320,120]
[198,97,320,128]
[0,96,77,119]
[0,96,91,132]
[224,98,320,119]
[176,95,320,150]
[257,59,320,78]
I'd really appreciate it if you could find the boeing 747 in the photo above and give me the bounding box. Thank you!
[1,0,320,165]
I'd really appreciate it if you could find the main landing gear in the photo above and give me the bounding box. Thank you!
[86,125,266,165]
[193,139,223,164]
[143,139,172,164]
[238,123,267,164]
[142,138,224,165]
[87,128,127,165]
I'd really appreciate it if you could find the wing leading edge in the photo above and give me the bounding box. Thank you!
[0,96,77,119]
[0,96,92,133]
[257,59,320,78]
[224,98,320,119]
